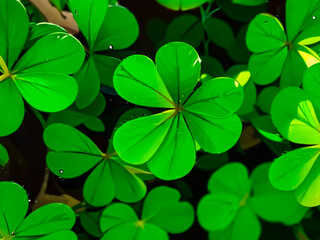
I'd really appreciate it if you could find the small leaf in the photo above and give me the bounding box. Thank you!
[204,18,234,49]
[0,144,9,167]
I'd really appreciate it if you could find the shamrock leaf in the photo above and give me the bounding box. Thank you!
[0,0,84,136]
[47,93,106,132]
[113,42,243,180]
[269,67,320,206]
[156,0,208,11]
[68,0,139,108]
[0,181,76,240]
[0,144,9,167]
[232,0,266,7]
[247,0,320,87]
[44,123,147,207]
[100,186,194,240]
[197,163,307,240]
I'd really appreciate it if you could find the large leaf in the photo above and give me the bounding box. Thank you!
[69,0,108,47]
[0,0,29,69]
[0,80,24,136]
[14,203,75,237]
[155,42,200,104]
[14,73,78,112]
[93,6,139,51]
[0,182,28,238]
[14,33,84,75]
[271,87,320,144]
[184,78,243,118]
[246,14,286,53]
[114,55,174,108]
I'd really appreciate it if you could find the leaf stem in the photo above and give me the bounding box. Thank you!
[30,107,47,129]
[294,224,310,240]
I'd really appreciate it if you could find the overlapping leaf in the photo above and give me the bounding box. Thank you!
[69,0,139,108]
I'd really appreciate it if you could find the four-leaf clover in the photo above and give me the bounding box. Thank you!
[113,41,244,180]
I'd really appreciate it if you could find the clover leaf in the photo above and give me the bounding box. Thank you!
[156,0,208,11]
[0,181,76,240]
[100,186,194,240]
[47,93,106,132]
[113,41,243,180]
[197,163,307,240]
[44,123,147,207]
[0,0,84,136]
[68,0,139,108]
[247,0,320,87]
[269,64,320,206]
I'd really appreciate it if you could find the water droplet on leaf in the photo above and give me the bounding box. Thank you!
[59,169,64,174]
[108,45,113,50]
[313,16,316,20]
[75,10,79,16]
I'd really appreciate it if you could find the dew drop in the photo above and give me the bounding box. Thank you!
[313,16,316,20]
[75,10,79,16]
[28,199,31,203]
[181,94,185,98]
[264,21,267,24]
[109,99,113,102]
[57,35,60,39]
[108,45,113,50]
[59,169,64,174]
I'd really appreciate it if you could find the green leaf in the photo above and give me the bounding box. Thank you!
[269,146,320,207]
[0,0,29,69]
[100,203,138,232]
[156,0,207,11]
[257,86,280,114]
[227,25,251,64]
[114,55,174,108]
[0,182,28,238]
[80,211,102,237]
[0,80,24,136]
[303,63,320,110]
[184,78,244,118]
[237,80,256,116]
[0,144,9,167]
[14,203,75,237]
[248,47,288,85]
[286,0,320,42]
[69,0,108,47]
[44,123,103,178]
[93,6,139,51]
[47,93,106,131]
[50,0,66,11]
[195,152,229,171]
[271,87,320,144]
[269,147,320,192]
[232,0,266,6]
[207,163,250,197]
[37,230,77,240]
[198,193,240,231]
[74,57,101,109]
[92,54,121,88]
[14,33,85,75]
[251,115,284,142]
[250,162,308,224]
[209,206,260,240]
[141,186,194,234]
[204,18,234,49]
[246,14,286,53]
[155,42,200,104]
[26,22,67,49]
[200,56,224,81]
[165,14,203,48]
[183,111,242,154]
[14,73,78,112]
[83,117,105,132]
